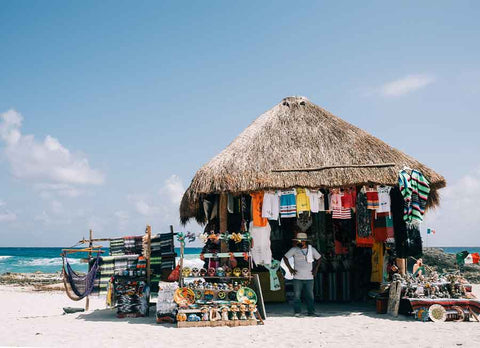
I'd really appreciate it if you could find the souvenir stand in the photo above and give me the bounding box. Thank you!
[178,96,449,316]
[63,226,177,319]
[173,232,263,328]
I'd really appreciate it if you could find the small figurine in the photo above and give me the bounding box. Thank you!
[176,313,187,322]
[201,306,209,321]
[230,305,239,320]
[187,314,201,322]
[239,304,247,320]
[221,306,229,321]
[248,304,257,320]
[209,306,221,321]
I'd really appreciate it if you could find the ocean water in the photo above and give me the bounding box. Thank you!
[0,247,203,274]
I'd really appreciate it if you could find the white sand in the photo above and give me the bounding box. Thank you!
[1,284,480,347]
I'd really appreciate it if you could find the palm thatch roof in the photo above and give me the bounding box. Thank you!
[180,96,446,224]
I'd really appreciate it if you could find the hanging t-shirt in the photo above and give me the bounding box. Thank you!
[296,188,311,215]
[330,192,343,210]
[331,191,351,219]
[262,191,280,220]
[376,186,392,213]
[280,189,297,218]
[249,221,272,266]
[308,189,325,213]
[250,192,268,227]
[341,188,356,209]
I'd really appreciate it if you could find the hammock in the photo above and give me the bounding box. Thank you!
[62,252,100,301]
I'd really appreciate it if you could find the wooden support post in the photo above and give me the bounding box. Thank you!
[145,225,152,284]
[219,193,228,265]
[396,258,406,276]
[174,225,184,287]
[86,229,92,311]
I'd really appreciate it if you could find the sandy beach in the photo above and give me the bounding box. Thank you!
[0,284,479,348]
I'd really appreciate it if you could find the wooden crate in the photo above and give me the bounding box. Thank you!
[177,319,257,328]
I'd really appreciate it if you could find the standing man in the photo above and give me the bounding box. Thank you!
[283,232,321,317]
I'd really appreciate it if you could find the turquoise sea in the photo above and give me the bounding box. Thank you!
[0,247,203,274]
[0,247,478,274]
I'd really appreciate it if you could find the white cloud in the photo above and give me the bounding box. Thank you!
[380,74,435,97]
[0,109,105,189]
[160,175,185,205]
[424,167,480,246]
[34,183,83,198]
[0,200,17,222]
[0,210,17,222]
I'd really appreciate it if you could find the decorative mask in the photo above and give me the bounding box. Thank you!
[199,268,207,277]
[241,268,250,277]
[224,267,232,277]
[216,267,225,277]
[182,267,191,277]
[207,267,216,277]
[191,267,200,277]
[233,267,242,277]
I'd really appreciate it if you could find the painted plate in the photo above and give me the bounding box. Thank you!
[415,307,429,322]
[429,304,447,322]
[236,287,257,305]
[173,287,195,306]
[217,290,226,300]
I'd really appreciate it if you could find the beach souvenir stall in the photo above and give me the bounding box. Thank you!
[62,226,177,318]
[179,96,448,314]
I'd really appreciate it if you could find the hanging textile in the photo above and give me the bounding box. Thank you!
[312,212,327,254]
[409,170,430,224]
[296,188,311,215]
[370,242,384,283]
[264,259,281,291]
[365,187,379,210]
[390,187,408,258]
[356,189,372,238]
[372,212,393,242]
[250,192,268,227]
[62,252,101,300]
[376,186,392,213]
[262,191,280,220]
[279,189,297,218]
[249,221,272,266]
[308,189,325,213]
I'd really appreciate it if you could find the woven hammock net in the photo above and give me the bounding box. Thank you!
[62,253,100,301]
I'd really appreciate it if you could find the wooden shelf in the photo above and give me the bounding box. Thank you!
[177,319,257,328]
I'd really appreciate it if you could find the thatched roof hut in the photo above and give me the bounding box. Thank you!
[180,96,446,224]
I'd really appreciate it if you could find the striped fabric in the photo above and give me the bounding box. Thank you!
[399,169,430,225]
[410,170,430,224]
[280,189,297,218]
[332,208,352,219]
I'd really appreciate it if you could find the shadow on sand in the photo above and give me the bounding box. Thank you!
[75,301,412,325]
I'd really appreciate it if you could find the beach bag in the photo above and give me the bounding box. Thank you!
[168,265,180,281]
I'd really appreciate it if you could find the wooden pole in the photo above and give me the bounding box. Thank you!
[86,229,92,311]
[173,225,184,287]
[146,225,152,284]
[219,193,228,266]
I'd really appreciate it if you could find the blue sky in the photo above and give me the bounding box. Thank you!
[1,1,479,246]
